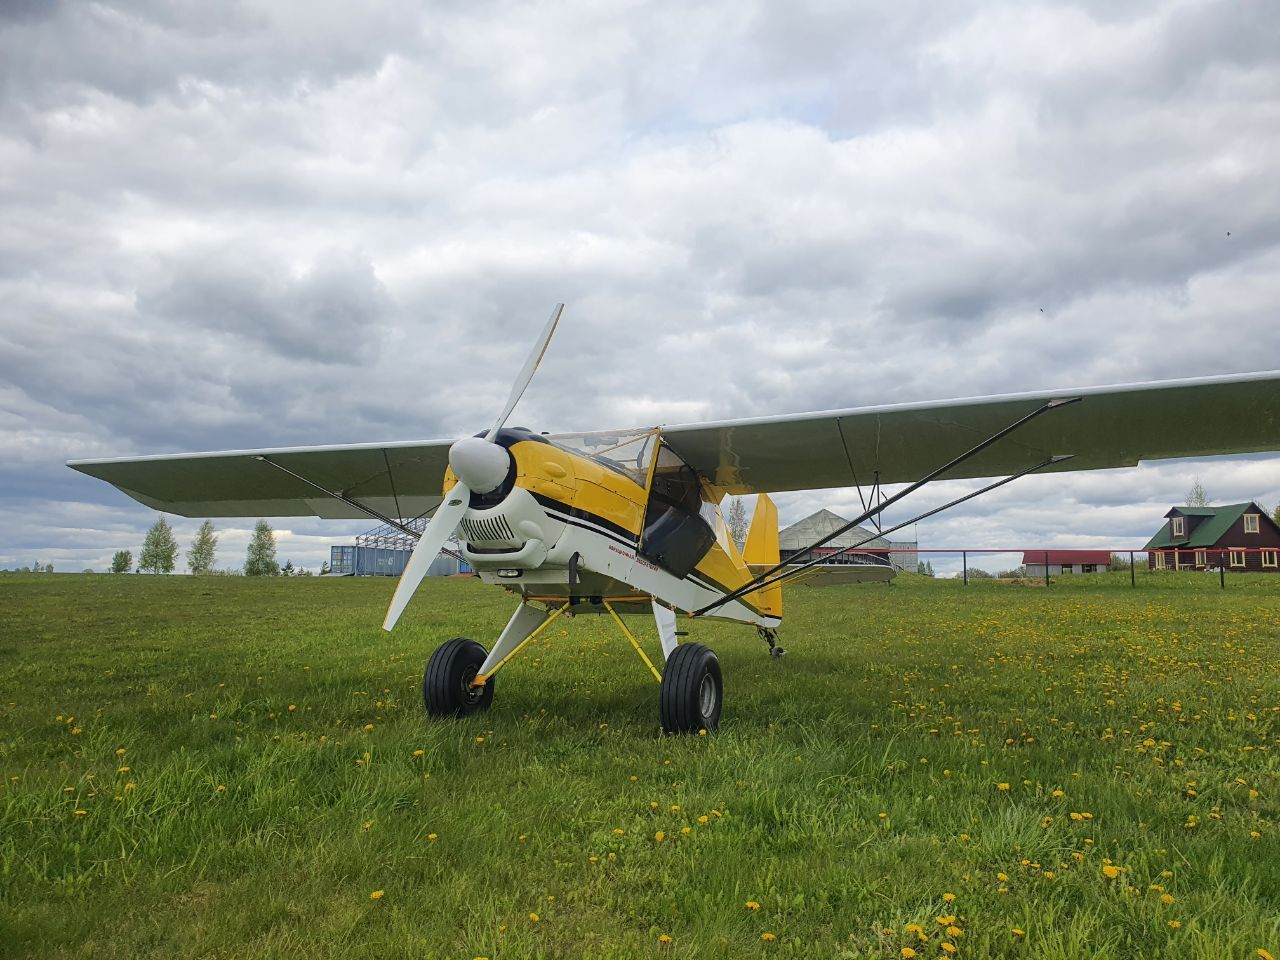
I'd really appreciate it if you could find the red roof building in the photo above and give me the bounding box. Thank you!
[1021,550,1112,575]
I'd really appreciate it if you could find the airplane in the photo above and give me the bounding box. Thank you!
[69,305,1280,733]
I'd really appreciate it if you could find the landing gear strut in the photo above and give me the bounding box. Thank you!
[424,637,494,717]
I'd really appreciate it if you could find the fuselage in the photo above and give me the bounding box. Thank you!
[445,427,780,627]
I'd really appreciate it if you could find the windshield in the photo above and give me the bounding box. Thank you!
[544,429,659,487]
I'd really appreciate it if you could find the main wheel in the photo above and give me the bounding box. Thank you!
[423,637,494,717]
[660,643,723,734]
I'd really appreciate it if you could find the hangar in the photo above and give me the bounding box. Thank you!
[778,509,919,572]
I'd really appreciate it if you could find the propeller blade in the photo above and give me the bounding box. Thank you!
[382,483,471,631]
[487,303,563,440]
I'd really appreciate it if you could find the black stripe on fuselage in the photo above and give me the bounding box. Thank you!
[530,492,640,546]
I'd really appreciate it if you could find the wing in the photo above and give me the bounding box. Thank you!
[662,371,1280,492]
[67,440,454,519]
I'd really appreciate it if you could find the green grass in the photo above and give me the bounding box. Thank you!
[1,572,1277,959]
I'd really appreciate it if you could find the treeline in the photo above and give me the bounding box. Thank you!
[108,517,324,576]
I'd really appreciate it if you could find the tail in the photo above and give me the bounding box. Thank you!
[741,493,782,618]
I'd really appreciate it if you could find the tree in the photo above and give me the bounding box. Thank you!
[281,559,295,576]
[186,520,218,574]
[111,550,132,574]
[139,516,179,574]
[244,520,279,576]
[725,498,748,548]
[918,560,935,577]
[44,563,54,574]
[1273,503,1280,527]
[319,561,330,575]
[1186,478,1210,507]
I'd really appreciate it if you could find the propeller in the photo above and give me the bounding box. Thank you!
[381,303,565,631]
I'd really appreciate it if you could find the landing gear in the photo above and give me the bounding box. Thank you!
[424,637,494,717]
[660,642,722,734]
[759,627,785,658]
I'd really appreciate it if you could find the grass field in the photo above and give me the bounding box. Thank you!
[1,572,1277,959]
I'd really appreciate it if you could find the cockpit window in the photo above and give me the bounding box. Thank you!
[639,442,717,578]
[544,429,658,487]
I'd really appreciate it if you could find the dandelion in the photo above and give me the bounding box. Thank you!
[761,932,776,942]
[74,809,87,816]
[1168,921,1182,929]
[115,748,125,756]
[946,926,963,938]
[427,833,438,841]
[364,723,374,731]
[997,872,1009,882]
[529,913,539,923]
[745,901,760,911]
[658,934,672,943]
[369,890,384,901]
[1102,865,1120,879]
[654,831,665,842]
[680,827,691,835]
[942,892,956,903]
[1051,789,1064,798]
[413,749,424,757]
[1258,951,1275,960]
[900,949,916,959]
[612,828,625,836]
[941,944,957,955]
[1012,928,1025,936]
[997,783,1010,791]
[1160,893,1175,905]
[698,815,709,825]
[288,704,296,712]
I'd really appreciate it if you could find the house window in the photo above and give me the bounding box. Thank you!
[1244,514,1260,534]
[1195,550,1206,567]
[1171,517,1185,537]
[1154,551,1166,570]
[1229,548,1245,567]
[1263,549,1278,568]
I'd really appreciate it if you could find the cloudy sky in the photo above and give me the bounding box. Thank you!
[2,0,1278,576]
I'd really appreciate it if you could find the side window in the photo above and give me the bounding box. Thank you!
[639,444,716,578]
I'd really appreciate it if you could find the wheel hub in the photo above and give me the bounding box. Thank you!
[698,672,717,719]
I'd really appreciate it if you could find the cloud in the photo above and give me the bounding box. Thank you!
[2,0,1279,575]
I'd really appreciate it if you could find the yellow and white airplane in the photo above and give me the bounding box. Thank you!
[69,305,1280,732]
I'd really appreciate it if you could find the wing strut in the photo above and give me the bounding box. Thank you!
[701,453,1073,613]
[253,455,463,562]
[692,395,1082,617]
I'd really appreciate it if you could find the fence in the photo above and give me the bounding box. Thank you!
[882,547,1280,589]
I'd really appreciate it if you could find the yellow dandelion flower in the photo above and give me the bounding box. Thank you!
[118,766,129,773]
[1102,865,1120,879]
[369,890,384,901]
[947,926,963,938]
[745,901,760,911]
[1160,893,1175,905]
[941,943,957,955]
[427,833,438,841]
[588,856,599,863]
[658,934,672,943]
[997,872,1009,882]
[680,827,691,835]
[942,892,956,903]
[1051,789,1064,798]
[654,831,665,842]
[413,749,424,757]
[900,949,916,959]
[612,828,625,836]
[74,809,87,816]
[115,747,125,756]
[216,784,226,793]
[761,932,776,942]
[1012,928,1025,936]
[1168,920,1181,929]
[288,704,296,712]
[529,913,539,923]
[997,782,1010,791]
[364,723,374,731]
[698,815,709,825]
[1258,951,1275,960]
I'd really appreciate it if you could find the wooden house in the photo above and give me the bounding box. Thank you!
[1143,502,1280,572]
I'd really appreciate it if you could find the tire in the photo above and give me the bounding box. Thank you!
[660,643,722,734]
[423,638,494,717]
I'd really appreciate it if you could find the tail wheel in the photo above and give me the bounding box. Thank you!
[423,637,494,717]
[660,643,722,734]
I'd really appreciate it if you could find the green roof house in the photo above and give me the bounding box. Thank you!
[1143,502,1280,572]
